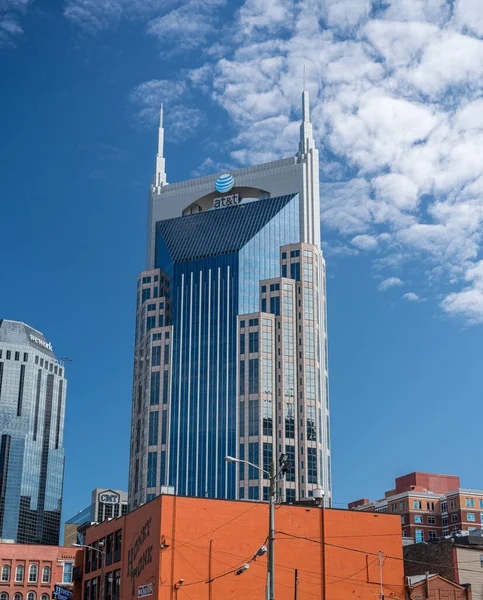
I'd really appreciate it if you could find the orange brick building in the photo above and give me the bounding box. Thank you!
[74,495,405,600]
[0,543,77,600]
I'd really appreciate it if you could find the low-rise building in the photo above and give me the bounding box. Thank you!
[404,535,483,600]
[0,543,78,600]
[350,472,483,542]
[73,494,405,600]
[407,573,471,600]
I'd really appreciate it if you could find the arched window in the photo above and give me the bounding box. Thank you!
[28,565,38,583]
[14,593,22,600]
[40,595,49,600]
[41,568,50,584]
[1,565,10,582]
[27,593,36,600]
[15,566,24,583]
[1,592,9,600]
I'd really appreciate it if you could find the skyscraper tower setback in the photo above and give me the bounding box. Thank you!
[0,320,66,544]
[129,89,331,509]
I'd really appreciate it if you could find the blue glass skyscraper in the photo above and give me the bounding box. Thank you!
[129,89,332,508]
[0,320,66,544]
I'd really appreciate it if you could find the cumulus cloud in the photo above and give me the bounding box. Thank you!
[351,235,378,251]
[64,0,225,48]
[126,0,483,324]
[129,79,203,141]
[378,277,404,291]
[403,292,421,302]
[0,0,31,46]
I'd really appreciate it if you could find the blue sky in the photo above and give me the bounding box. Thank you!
[1,0,483,526]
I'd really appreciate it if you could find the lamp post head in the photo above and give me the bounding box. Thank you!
[225,456,238,463]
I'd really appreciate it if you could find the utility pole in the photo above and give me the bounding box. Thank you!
[294,569,299,600]
[378,551,384,600]
[268,459,276,600]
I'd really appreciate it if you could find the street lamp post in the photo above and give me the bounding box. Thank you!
[74,542,105,600]
[226,455,288,600]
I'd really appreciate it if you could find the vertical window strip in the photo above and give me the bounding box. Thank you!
[17,364,26,416]
[55,380,63,449]
[0,363,3,399]
[33,369,42,441]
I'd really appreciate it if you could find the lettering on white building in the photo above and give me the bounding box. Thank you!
[29,334,53,351]
[137,585,153,598]
[213,193,242,209]
[99,492,120,504]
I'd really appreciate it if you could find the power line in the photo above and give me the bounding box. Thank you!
[276,531,483,575]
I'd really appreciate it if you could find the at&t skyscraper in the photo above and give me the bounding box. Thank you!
[129,91,331,508]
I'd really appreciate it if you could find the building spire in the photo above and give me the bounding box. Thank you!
[298,68,315,156]
[153,103,167,188]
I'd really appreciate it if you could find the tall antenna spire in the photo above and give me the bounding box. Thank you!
[153,103,167,188]
[298,67,315,156]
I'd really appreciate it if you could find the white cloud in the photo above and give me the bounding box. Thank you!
[441,260,483,324]
[64,0,225,47]
[378,277,404,291]
[402,292,420,301]
[0,0,31,46]
[129,79,203,141]
[351,235,378,251]
[126,0,483,324]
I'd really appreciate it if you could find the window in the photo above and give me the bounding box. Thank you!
[285,403,295,439]
[42,567,50,583]
[399,502,406,510]
[285,445,295,482]
[62,563,73,584]
[427,502,435,510]
[6,351,11,360]
[40,595,49,600]
[451,514,458,523]
[14,594,22,600]
[480,500,483,509]
[391,504,397,513]
[248,486,259,500]
[307,448,317,484]
[248,443,259,479]
[27,593,35,600]
[415,530,424,543]
[414,515,423,524]
[239,361,245,395]
[468,513,476,522]
[147,453,157,488]
[23,353,28,362]
[269,297,280,316]
[15,566,24,582]
[1,594,8,600]
[480,555,483,568]
[441,501,448,513]
[286,489,296,503]
[248,359,259,394]
[466,498,475,508]
[150,372,160,405]
[240,334,245,354]
[29,564,38,583]
[249,332,259,353]
[402,530,407,538]
[248,400,259,436]
[306,405,316,441]
[148,411,159,446]
[1,566,10,582]
[429,531,437,541]
[401,516,407,524]
[152,345,161,366]
[428,517,436,525]
[450,500,457,509]
[263,443,272,479]
[413,500,422,509]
